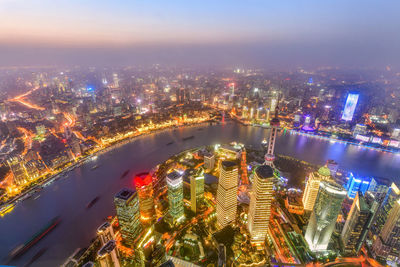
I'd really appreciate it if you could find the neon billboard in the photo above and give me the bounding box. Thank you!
[342,93,359,121]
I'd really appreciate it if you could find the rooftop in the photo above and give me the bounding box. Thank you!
[255,165,274,179]
[167,171,183,181]
[221,160,237,170]
[115,188,135,201]
[97,240,116,257]
[318,166,331,177]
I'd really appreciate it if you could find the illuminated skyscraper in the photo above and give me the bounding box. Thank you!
[247,165,274,243]
[240,148,249,185]
[190,173,204,213]
[97,222,115,245]
[97,240,121,267]
[341,193,372,255]
[341,93,359,121]
[302,167,332,211]
[114,188,142,247]
[305,181,346,251]
[344,173,376,199]
[134,173,155,223]
[372,199,400,263]
[216,161,238,228]
[371,183,400,239]
[264,106,280,166]
[167,171,184,223]
[112,73,119,88]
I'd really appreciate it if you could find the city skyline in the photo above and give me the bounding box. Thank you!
[0,0,400,67]
[1,2,400,266]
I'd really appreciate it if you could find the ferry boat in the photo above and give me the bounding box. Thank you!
[91,165,99,170]
[166,141,174,146]
[182,135,195,141]
[86,196,100,209]
[9,216,61,259]
[0,204,15,217]
[120,170,130,179]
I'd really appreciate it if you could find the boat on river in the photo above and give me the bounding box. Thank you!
[8,216,61,260]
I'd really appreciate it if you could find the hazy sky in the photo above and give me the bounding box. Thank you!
[1,0,399,68]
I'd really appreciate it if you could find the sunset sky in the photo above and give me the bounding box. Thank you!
[1,0,399,67]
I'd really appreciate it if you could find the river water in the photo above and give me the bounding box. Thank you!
[1,122,400,266]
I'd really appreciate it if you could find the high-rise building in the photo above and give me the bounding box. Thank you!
[114,188,142,247]
[371,183,400,239]
[341,193,373,255]
[190,173,204,213]
[7,156,28,185]
[97,240,120,267]
[305,181,346,251]
[372,199,400,263]
[112,73,119,88]
[344,173,376,199]
[302,167,332,211]
[342,93,359,121]
[264,106,280,166]
[167,171,184,223]
[97,222,115,245]
[204,152,215,171]
[216,161,238,229]
[247,165,274,243]
[240,148,249,185]
[150,244,167,267]
[134,173,155,223]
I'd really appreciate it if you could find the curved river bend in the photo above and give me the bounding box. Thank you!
[1,122,400,266]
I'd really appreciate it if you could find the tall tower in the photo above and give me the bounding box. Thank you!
[264,106,280,166]
[190,173,204,213]
[371,183,400,239]
[372,198,400,263]
[167,171,184,223]
[134,173,155,224]
[97,222,115,245]
[341,192,372,255]
[305,181,346,251]
[216,161,239,229]
[97,240,121,267]
[240,148,249,185]
[114,188,142,247]
[247,165,274,243]
[302,167,332,211]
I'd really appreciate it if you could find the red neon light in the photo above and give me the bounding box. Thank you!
[134,173,152,188]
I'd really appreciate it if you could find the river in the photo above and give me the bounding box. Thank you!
[1,121,400,266]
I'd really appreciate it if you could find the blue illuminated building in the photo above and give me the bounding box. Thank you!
[345,173,377,199]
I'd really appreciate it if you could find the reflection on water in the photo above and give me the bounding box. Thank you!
[1,122,400,266]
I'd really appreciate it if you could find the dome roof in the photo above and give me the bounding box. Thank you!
[318,166,331,177]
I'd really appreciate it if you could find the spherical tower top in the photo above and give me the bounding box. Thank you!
[318,166,331,177]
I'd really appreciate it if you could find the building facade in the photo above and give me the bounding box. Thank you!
[341,193,372,255]
[216,161,238,229]
[167,171,184,223]
[305,181,346,251]
[247,165,274,243]
[372,199,400,264]
[114,188,142,247]
[134,173,156,223]
[302,167,332,211]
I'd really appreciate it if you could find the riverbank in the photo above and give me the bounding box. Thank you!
[289,129,400,154]
[0,119,214,210]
